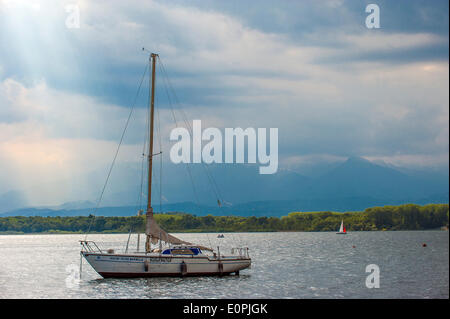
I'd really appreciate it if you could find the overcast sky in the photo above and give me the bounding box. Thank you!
[0,0,448,205]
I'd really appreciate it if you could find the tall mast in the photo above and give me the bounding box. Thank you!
[146,52,158,252]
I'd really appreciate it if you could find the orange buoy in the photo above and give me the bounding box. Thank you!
[422,243,427,247]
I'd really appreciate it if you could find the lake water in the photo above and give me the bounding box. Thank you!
[0,231,448,299]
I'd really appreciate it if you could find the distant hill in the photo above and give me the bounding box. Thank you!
[53,200,97,210]
[2,194,448,218]
[96,158,448,207]
[0,157,447,217]
[301,157,445,200]
[0,190,27,213]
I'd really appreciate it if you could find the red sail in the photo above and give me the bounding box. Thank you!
[343,226,346,233]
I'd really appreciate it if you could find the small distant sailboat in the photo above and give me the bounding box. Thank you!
[336,220,347,234]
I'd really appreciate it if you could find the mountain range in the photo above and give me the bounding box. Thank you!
[0,157,448,217]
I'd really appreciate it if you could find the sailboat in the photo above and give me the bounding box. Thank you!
[336,220,347,234]
[80,52,251,278]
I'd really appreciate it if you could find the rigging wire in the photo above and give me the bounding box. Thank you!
[137,102,149,215]
[84,62,149,241]
[157,57,225,205]
[155,69,163,214]
[157,56,241,250]
[157,60,201,205]
[157,61,211,249]
[158,56,246,252]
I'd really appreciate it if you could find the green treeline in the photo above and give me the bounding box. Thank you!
[0,203,448,234]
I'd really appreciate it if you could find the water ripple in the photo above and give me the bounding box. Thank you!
[0,231,448,298]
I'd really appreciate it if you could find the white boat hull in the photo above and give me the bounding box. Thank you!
[82,252,251,278]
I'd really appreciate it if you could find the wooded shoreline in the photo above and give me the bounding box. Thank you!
[0,203,448,234]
